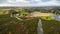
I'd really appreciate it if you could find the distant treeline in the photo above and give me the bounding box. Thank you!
[0,7,60,15]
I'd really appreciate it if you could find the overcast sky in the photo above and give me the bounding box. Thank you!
[0,0,60,7]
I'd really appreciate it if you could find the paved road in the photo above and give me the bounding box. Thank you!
[15,16,23,20]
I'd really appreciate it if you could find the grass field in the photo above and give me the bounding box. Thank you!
[40,16,60,34]
[0,14,38,34]
[40,16,55,20]
[0,14,60,34]
[41,19,60,34]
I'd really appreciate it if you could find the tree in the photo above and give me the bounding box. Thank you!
[9,9,18,17]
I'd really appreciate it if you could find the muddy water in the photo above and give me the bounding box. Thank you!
[37,19,43,34]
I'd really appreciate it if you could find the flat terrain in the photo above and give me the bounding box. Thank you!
[41,19,60,34]
[0,14,38,34]
[0,14,60,34]
[32,12,55,17]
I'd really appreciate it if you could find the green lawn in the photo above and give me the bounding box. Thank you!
[20,11,28,15]
[40,16,55,20]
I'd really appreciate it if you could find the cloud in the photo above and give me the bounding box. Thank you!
[0,0,8,3]
[0,0,60,7]
[41,0,51,2]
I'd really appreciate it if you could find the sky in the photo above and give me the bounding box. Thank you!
[0,0,60,7]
